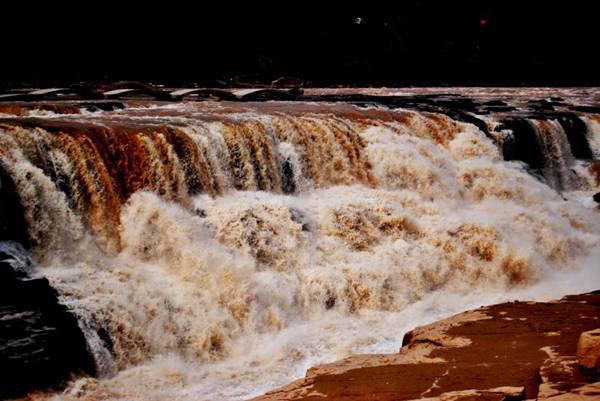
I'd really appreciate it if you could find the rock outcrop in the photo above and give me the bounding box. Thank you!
[578,329,600,369]
[577,328,600,385]
[0,245,95,399]
[252,292,600,401]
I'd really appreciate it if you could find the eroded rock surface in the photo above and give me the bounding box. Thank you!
[252,292,600,401]
[578,329,600,370]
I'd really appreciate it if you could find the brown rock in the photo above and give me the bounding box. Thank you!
[537,356,587,399]
[539,382,600,400]
[252,292,600,401]
[577,328,600,369]
[588,161,600,186]
[406,386,525,401]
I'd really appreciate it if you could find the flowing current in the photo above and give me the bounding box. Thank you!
[0,97,599,400]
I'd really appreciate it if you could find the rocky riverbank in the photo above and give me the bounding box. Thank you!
[253,292,600,401]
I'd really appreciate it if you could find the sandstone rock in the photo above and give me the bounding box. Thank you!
[401,310,490,348]
[577,328,600,369]
[435,386,525,401]
[539,382,600,400]
[406,386,526,401]
[537,356,587,399]
[252,292,600,401]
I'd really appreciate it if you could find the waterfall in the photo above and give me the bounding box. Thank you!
[0,98,598,400]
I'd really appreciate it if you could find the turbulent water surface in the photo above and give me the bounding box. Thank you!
[0,89,599,400]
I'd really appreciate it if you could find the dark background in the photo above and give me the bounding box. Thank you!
[1,2,597,88]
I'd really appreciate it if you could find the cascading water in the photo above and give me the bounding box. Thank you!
[0,95,599,400]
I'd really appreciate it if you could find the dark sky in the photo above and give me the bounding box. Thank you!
[1,2,597,87]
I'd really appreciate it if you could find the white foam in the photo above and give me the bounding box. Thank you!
[5,109,598,401]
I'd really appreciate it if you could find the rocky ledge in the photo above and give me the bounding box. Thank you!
[0,245,95,399]
[253,292,600,401]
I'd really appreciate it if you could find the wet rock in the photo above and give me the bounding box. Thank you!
[569,105,600,113]
[528,99,555,111]
[80,101,126,112]
[557,114,593,160]
[0,246,95,399]
[101,81,171,100]
[496,118,545,170]
[0,162,29,246]
[271,77,303,88]
[483,100,507,107]
[280,159,296,194]
[442,109,492,138]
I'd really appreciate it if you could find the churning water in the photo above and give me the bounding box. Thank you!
[0,94,598,400]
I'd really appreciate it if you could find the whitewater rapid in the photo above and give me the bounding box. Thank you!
[0,99,598,400]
